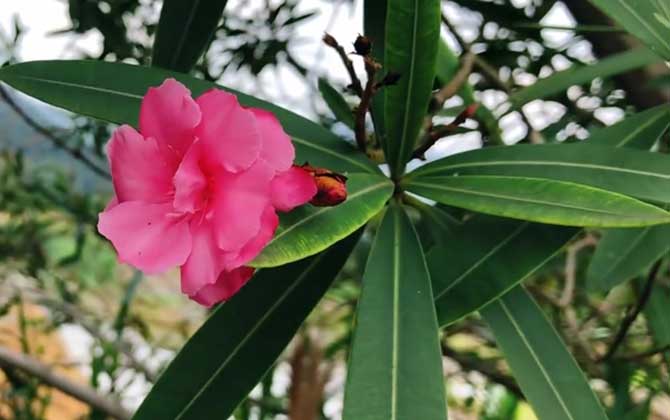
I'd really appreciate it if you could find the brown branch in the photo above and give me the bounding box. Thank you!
[322,34,363,98]
[599,260,663,362]
[433,52,476,108]
[0,346,131,420]
[412,104,478,160]
[0,84,111,180]
[353,56,380,152]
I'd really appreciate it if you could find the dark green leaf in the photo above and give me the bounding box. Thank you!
[251,173,393,267]
[133,232,361,420]
[343,204,446,420]
[428,216,578,326]
[364,0,388,143]
[645,281,670,347]
[384,0,441,176]
[586,105,670,149]
[481,286,609,420]
[318,78,355,129]
[0,60,377,174]
[152,0,228,72]
[406,175,670,227]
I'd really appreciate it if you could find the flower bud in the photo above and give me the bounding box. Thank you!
[322,33,338,48]
[301,164,348,207]
[353,35,372,56]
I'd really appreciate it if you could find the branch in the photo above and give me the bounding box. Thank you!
[433,52,475,108]
[322,34,363,98]
[412,104,478,160]
[599,259,663,362]
[354,55,380,152]
[0,346,131,420]
[0,84,111,180]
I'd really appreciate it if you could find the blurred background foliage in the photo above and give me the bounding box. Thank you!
[1,0,670,419]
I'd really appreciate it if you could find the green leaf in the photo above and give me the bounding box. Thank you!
[481,286,609,420]
[428,216,578,326]
[251,173,393,267]
[384,0,441,176]
[586,105,670,150]
[406,175,670,227]
[587,225,670,291]
[509,48,661,107]
[343,204,447,420]
[407,144,670,205]
[645,281,670,347]
[588,0,670,60]
[152,0,228,72]
[364,0,388,143]
[318,78,355,129]
[0,60,377,174]
[133,232,361,420]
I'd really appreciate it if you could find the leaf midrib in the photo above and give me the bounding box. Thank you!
[390,209,401,420]
[174,254,325,419]
[169,0,202,69]
[616,0,670,53]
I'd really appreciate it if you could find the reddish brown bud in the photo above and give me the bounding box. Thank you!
[322,33,338,48]
[353,35,372,56]
[301,164,348,207]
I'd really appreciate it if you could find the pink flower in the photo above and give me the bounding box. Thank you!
[98,79,317,306]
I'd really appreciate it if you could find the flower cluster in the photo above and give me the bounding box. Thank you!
[98,79,318,306]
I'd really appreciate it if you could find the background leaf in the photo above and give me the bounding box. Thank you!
[251,173,393,267]
[586,105,670,149]
[152,0,228,72]
[364,0,388,143]
[406,175,670,227]
[0,60,377,174]
[481,286,609,420]
[343,204,446,420]
[318,78,354,129]
[384,0,441,176]
[133,232,361,420]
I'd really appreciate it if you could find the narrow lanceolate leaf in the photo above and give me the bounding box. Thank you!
[251,174,393,267]
[152,0,228,72]
[343,204,446,420]
[0,60,377,174]
[364,0,388,143]
[407,144,670,205]
[509,48,661,107]
[481,286,609,420]
[645,281,670,348]
[589,0,670,60]
[406,175,670,227]
[133,233,360,420]
[428,216,578,326]
[318,78,355,129]
[384,0,441,176]
[587,225,670,292]
[586,105,670,150]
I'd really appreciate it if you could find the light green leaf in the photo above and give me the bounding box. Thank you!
[152,0,228,72]
[0,60,377,174]
[251,173,393,267]
[384,0,441,176]
[587,225,670,291]
[428,216,578,326]
[509,48,661,107]
[318,78,355,129]
[364,0,388,143]
[133,232,361,420]
[586,105,670,149]
[481,286,609,420]
[588,0,670,60]
[406,175,670,227]
[343,204,447,420]
[407,144,670,205]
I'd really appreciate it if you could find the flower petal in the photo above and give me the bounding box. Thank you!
[225,205,278,269]
[98,201,191,274]
[212,161,274,250]
[180,218,227,296]
[251,108,295,173]
[195,89,261,172]
[270,166,317,212]
[173,141,207,214]
[189,267,255,307]
[107,125,176,203]
[139,78,201,161]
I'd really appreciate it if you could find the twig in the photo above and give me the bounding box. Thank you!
[599,260,663,362]
[322,34,363,97]
[0,346,131,420]
[354,56,380,152]
[433,52,476,108]
[559,235,597,307]
[617,344,670,361]
[0,84,111,179]
[412,104,478,160]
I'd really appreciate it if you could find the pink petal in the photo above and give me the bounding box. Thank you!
[139,79,201,162]
[107,125,176,203]
[225,205,279,269]
[270,166,317,212]
[189,267,255,307]
[180,218,227,296]
[212,161,274,251]
[250,108,295,173]
[98,201,191,274]
[195,89,261,173]
[173,141,207,214]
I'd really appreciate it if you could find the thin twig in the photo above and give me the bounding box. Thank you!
[354,56,380,152]
[0,346,131,420]
[433,52,476,108]
[600,260,663,362]
[322,34,363,97]
[0,84,111,179]
[412,105,478,160]
[617,344,670,361]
